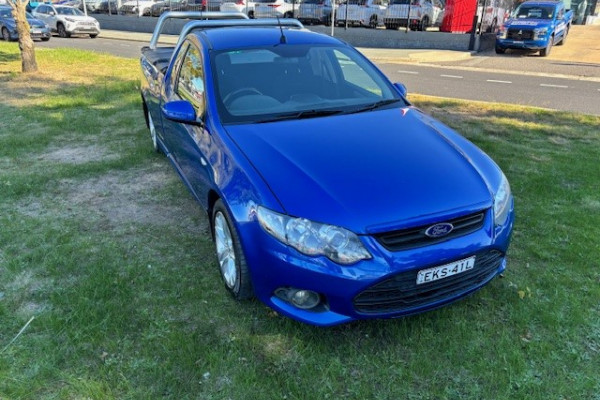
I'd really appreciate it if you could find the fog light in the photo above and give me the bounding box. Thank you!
[275,287,321,310]
[291,290,320,310]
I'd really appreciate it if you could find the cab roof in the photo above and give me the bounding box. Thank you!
[193,27,344,51]
[520,0,562,5]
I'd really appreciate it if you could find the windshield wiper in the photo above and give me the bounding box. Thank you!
[254,109,344,124]
[346,98,403,114]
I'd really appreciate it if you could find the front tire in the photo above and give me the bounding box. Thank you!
[57,23,70,38]
[90,34,98,38]
[212,200,253,300]
[540,36,553,57]
[495,45,506,54]
[368,15,377,29]
[1,27,10,41]
[419,15,429,31]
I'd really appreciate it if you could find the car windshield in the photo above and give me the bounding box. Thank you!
[514,5,554,19]
[56,7,85,15]
[390,0,410,4]
[212,44,406,124]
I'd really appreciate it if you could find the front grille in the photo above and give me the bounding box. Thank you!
[507,28,534,40]
[353,250,503,314]
[374,211,486,251]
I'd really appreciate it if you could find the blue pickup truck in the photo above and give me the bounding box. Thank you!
[139,12,514,326]
[495,0,573,56]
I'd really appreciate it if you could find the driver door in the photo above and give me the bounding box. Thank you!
[161,41,214,209]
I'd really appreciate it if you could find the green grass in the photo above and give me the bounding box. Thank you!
[1,41,599,399]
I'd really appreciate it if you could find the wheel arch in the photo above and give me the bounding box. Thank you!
[207,189,221,240]
[141,94,150,129]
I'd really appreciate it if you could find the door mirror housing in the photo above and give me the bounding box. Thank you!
[161,100,199,124]
[394,83,408,98]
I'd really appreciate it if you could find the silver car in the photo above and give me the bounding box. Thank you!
[298,0,334,24]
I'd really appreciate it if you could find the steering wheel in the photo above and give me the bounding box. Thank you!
[223,87,263,106]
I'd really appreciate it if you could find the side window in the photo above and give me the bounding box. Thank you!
[176,44,206,113]
[333,49,383,97]
[169,42,189,91]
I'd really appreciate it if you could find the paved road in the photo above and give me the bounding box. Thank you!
[378,63,600,115]
[430,49,600,81]
[37,35,145,58]
[35,35,600,115]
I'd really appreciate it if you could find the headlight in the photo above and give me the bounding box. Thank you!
[497,26,507,39]
[65,17,76,22]
[257,206,371,265]
[493,173,511,227]
[533,27,548,40]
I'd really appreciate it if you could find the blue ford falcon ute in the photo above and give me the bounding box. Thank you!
[140,13,514,326]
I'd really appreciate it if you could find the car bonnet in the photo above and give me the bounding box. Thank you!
[224,107,493,234]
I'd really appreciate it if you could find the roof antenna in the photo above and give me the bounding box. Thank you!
[276,16,287,44]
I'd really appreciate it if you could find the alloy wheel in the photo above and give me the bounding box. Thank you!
[214,211,237,290]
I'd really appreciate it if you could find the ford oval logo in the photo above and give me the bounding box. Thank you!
[425,223,454,238]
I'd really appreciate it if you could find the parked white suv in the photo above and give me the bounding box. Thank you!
[33,4,100,38]
[383,0,443,30]
[119,0,161,16]
[220,0,256,18]
[336,0,387,28]
[254,0,299,18]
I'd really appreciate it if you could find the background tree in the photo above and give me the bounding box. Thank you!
[6,0,38,73]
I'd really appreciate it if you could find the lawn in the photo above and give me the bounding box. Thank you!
[0,42,599,400]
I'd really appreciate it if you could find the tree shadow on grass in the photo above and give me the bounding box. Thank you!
[0,49,20,64]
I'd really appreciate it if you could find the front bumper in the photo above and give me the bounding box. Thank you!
[30,27,51,40]
[239,203,514,326]
[65,22,101,35]
[2,26,49,40]
[495,38,548,51]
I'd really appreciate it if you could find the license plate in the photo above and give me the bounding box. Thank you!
[416,256,476,285]
[32,29,42,34]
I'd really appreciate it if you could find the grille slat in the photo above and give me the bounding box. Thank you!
[375,211,486,251]
[353,250,504,314]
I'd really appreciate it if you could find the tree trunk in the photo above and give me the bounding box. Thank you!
[11,1,38,73]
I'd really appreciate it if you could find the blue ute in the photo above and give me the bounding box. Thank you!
[140,14,515,326]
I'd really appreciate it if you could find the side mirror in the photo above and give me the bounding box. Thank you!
[49,11,55,15]
[161,100,199,124]
[394,82,408,98]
